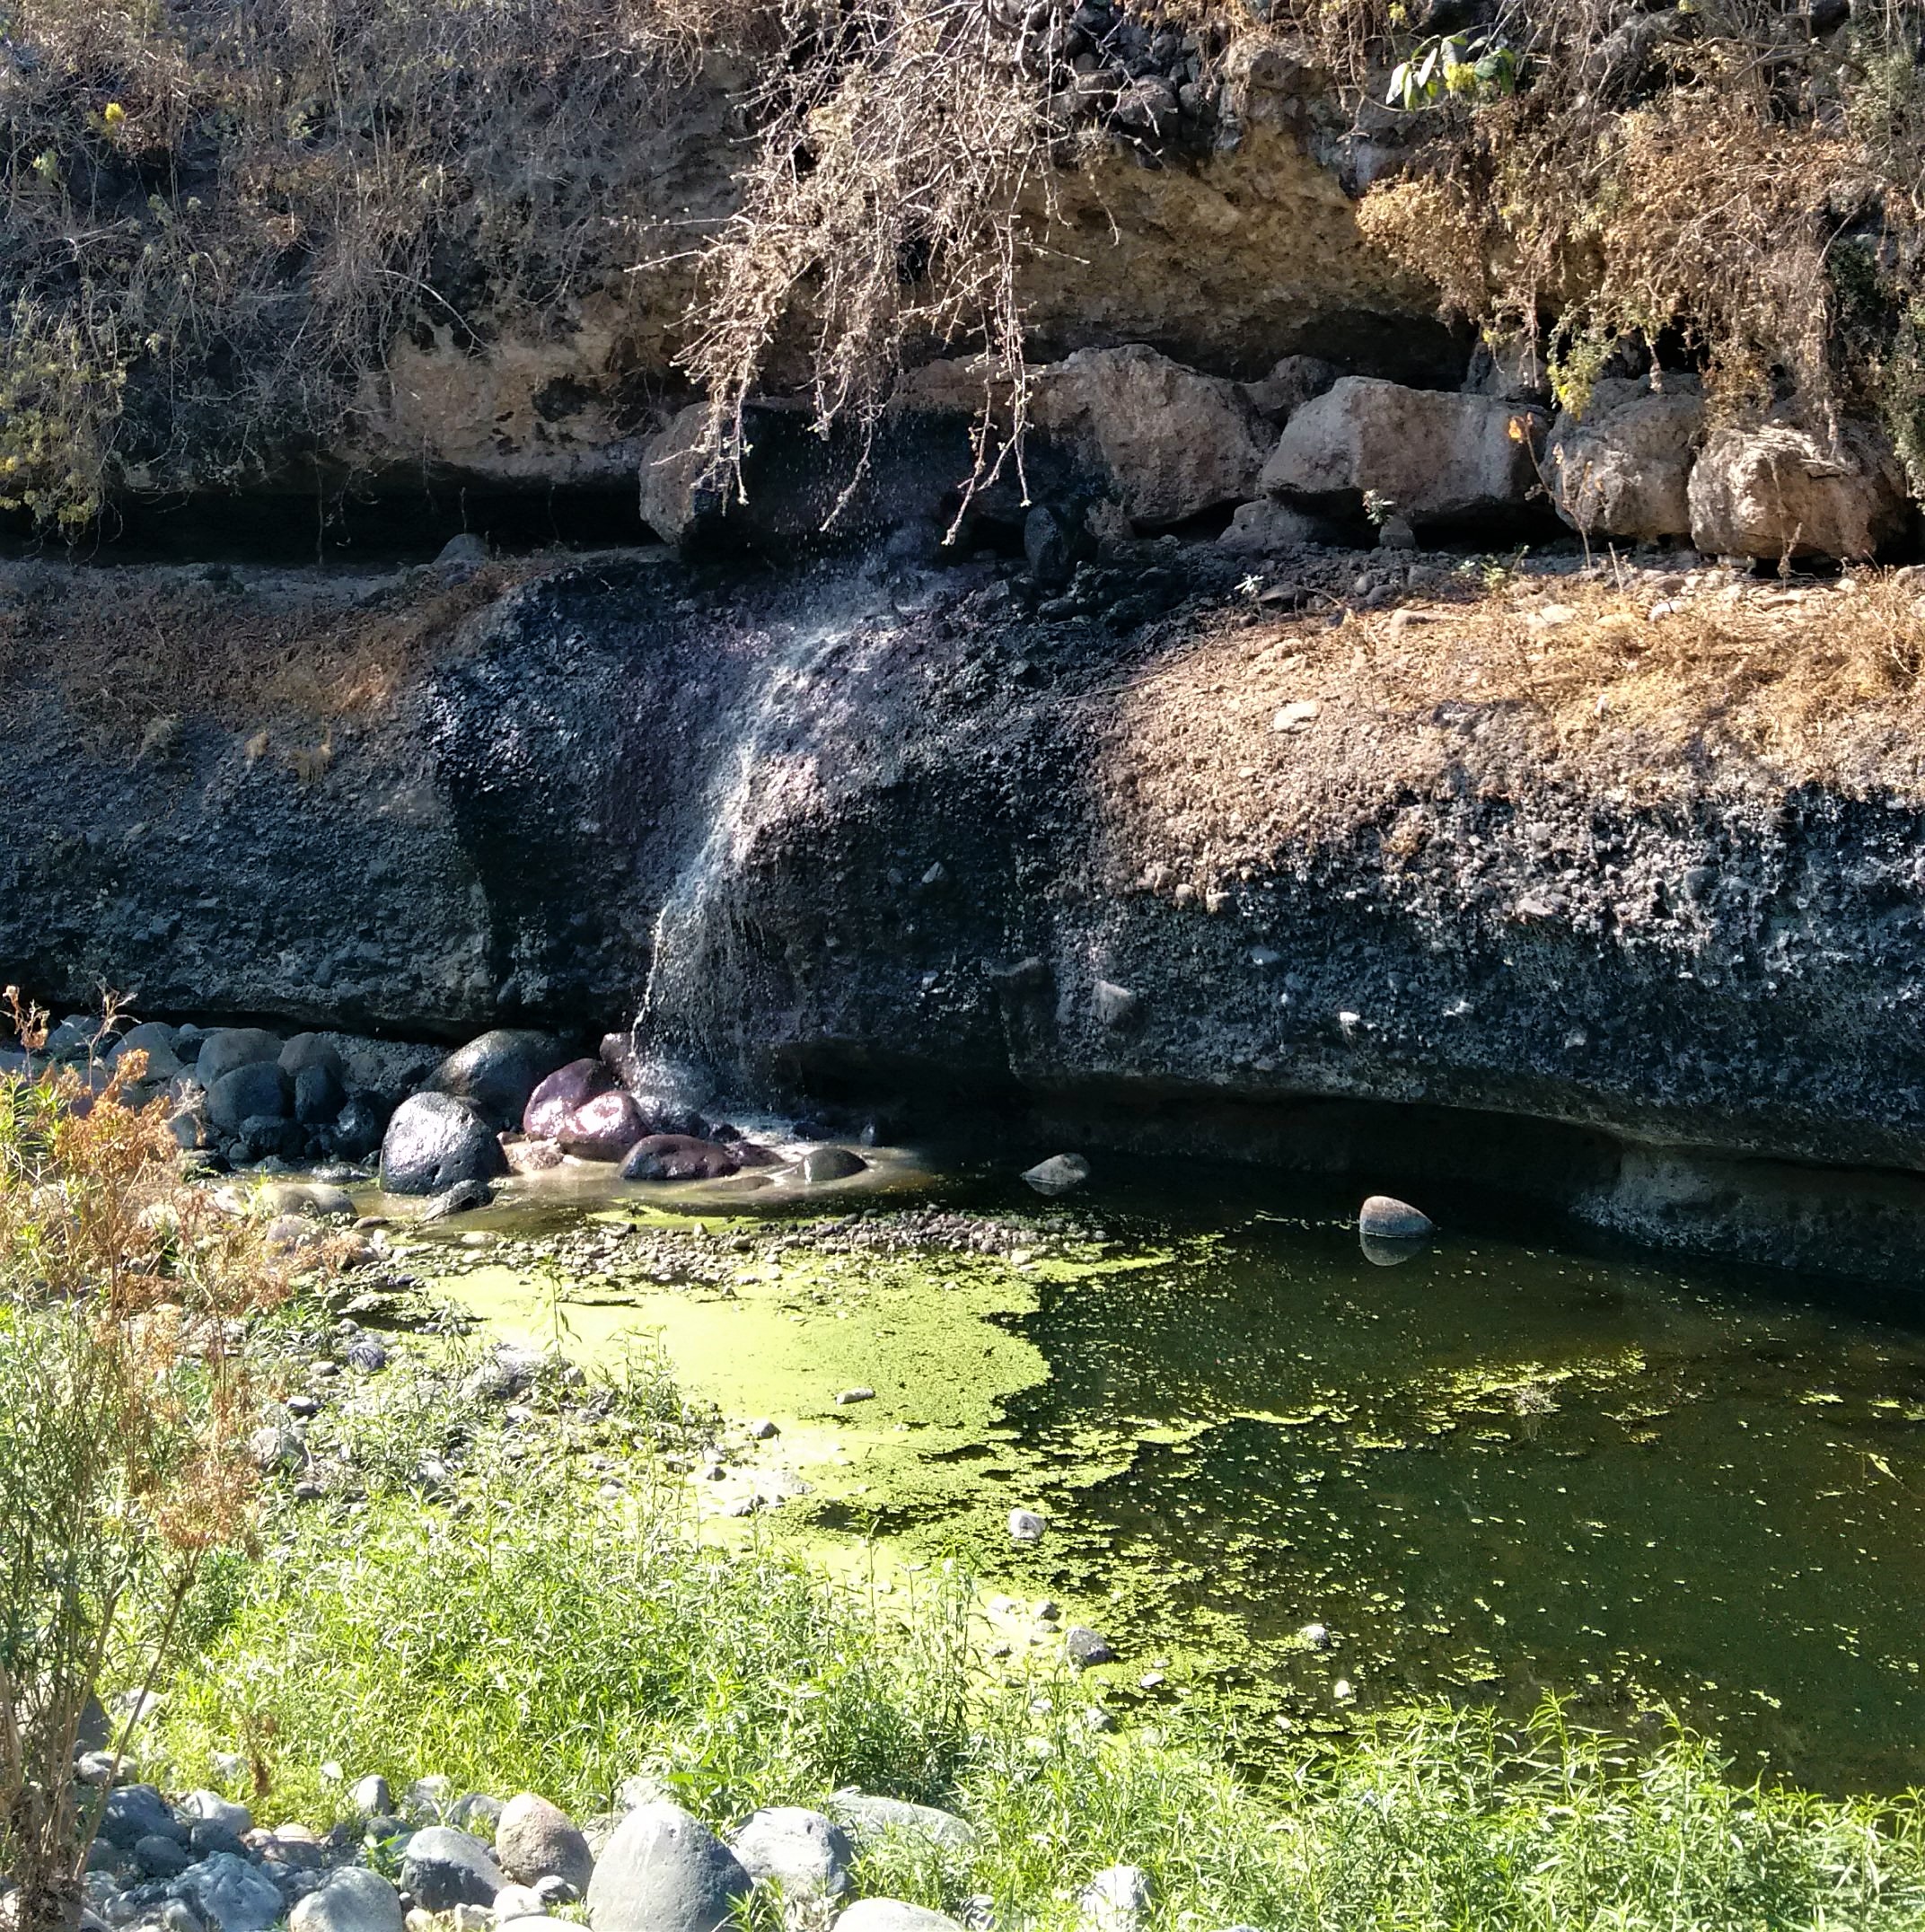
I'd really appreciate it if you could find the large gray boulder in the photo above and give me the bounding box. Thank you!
[832,1905,964,1932]
[1024,344,1272,527]
[891,346,1271,529]
[1546,375,1704,542]
[101,1787,186,1851]
[1217,498,1323,553]
[1077,1867,1152,1932]
[1687,419,1910,560]
[728,1808,854,1899]
[177,1793,253,1837]
[401,1826,504,1911]
[496,1794,594,1893]
[1240,353,1339,424]
[195,1028,283,1091]
[289,1868,406,1932]
[586,1803,750,1932]
[425,1030,574,1131]
[380,1092,509,1195]
[111,1021,183,1080]
[206,1061,291,1134]
[824,1793,973,1854]
[1261,377,1544,524]
[279,1033,347,1084]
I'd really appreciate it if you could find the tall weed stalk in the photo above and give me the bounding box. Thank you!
[0,996,281,1930]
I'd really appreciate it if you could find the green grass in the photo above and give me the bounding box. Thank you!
[155,1344,1925,1932]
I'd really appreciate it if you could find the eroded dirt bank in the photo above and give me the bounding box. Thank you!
[7,540,1925,1278]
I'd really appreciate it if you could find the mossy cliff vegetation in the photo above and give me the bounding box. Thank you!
[1,0,1921,531]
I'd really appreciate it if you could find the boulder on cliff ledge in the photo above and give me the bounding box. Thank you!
[1546,375,1704,542]
[1024,344,1271,527]
[1261,377,1544,524]
[1687,418,1909,560]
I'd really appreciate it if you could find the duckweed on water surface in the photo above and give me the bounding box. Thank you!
[145,1167,1925,1930]
[406,1167,1925,1794]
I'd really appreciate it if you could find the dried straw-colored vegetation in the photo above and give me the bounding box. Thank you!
[1108,566,1925,882]
[0,0,721,529]
[0,996,286,1932]
[0,0,1920,529]
[0,561,523,744]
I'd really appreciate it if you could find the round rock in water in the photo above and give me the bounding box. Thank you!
[799,1146,866,1184]
[1007,1508,1047,1545]
[427,1031,575,1131]
[1358,1195,1433,1241]
[496,1793,594,1894]
[729,1806,855,1899]
[833,1903,966,1932]
[1064,1626,1117,1669]
[1360,1231,1428,1269]
[585,1802,749,1932]
[558,1090,646,1161]
[289,1867,405,1932]
[256,1181,353,1220]
[401,1826,505,1911]
[381,1092,509,1196]
[1022,1154,1090,1198]
[523,1058,615,1139]
[620,1135,742,1181]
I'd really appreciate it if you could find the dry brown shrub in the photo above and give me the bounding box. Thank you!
[1353,173,1492,321]
[676,0,1077,521]
[0,996,290,1931]
[1326,0,1925,438]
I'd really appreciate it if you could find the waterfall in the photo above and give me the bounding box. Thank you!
[626,589,883,1103]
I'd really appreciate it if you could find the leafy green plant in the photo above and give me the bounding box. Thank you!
[1385,31,1518,110]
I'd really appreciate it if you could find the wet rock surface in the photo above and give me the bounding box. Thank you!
[10,543,1925,1277]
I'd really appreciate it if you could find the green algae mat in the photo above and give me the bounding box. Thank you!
[406,1164,1925,1795]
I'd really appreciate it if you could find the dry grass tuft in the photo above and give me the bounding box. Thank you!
[1105,566,1925,888]
[0,563,525,745]
[0,0,736,529]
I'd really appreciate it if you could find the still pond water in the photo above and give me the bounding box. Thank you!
[430,1158,1925,1796]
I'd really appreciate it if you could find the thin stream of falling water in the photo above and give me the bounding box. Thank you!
[629,612,865,1089]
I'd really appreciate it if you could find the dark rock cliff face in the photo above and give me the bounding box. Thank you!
[7,549,1925,1279]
